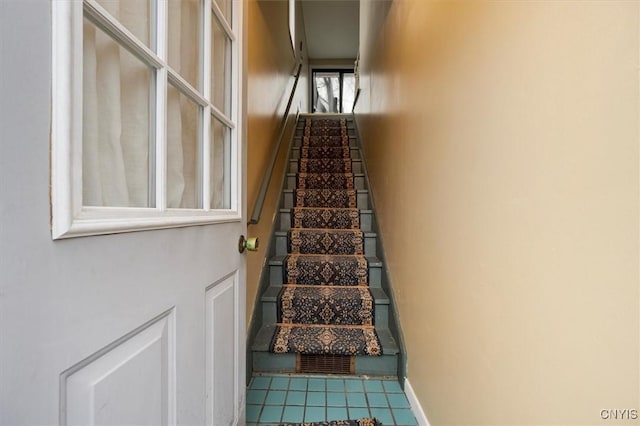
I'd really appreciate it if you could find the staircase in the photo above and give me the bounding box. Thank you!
[251,114,401,378]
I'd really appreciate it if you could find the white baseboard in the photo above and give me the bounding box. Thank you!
[404,378,430,426]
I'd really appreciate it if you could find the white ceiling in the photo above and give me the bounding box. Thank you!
[301,0,360,60]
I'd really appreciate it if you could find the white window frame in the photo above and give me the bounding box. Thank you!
[288,0,295,56]
[51,0,243,239]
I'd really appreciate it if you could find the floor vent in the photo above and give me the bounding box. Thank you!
[297,354,354,375]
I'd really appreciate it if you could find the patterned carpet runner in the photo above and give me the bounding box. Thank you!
[271,118,382,357]
[278,418,382,426]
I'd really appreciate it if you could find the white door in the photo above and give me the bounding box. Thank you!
[0,0,245,425]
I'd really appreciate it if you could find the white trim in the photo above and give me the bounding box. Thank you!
[202,1,212,210]
[288,0,296,56]
[167,70,209,108]
[58,211,241,239]
[230,0,243,214]
[51,0,82,240]
[404,378,431,426]
[211,1,234,42]
[210,104,234,129]
[84,0,163,69]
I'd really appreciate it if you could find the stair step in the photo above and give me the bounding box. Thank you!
[286,173,366,190]
[295,128,357,138]
[294,173,357,190]
[252,324,399,376]
[280,208,374,232]
[293,136,358,149]
[275,285,375,325]
[288,229,365,255]
[274,230,377,257]
[291,146,360,160]
[261,285,391,327]
[268,255,384,288]
[287,207,360,229]
[289,159,363,174]
[283,189,369,209]
[299,117,354,129]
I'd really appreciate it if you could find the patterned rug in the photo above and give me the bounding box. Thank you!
[279,418,381,426]
[291,208,360,229]
[271,324,381,356]
[288,229,364,255]
[301,146,351,159]
[305,127,347,137]
[299,158,352,174]
[271,118,381,358]
[303,135,349,147]
[306,118,347,128]
[297,173,355,190]
[295,189,357,208]
[277,285,374,325]
[284,254,368,286]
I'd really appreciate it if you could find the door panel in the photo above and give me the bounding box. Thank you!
[62,310,174,426]
[206,274,240,425]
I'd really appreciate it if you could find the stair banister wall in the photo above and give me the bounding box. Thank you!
[245,0,310,384]
[246,64,307,385]
[249,62,302,225]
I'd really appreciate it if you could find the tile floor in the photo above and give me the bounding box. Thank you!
[246,374,418,426]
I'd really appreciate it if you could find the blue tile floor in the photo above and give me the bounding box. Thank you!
[246,374,418,426]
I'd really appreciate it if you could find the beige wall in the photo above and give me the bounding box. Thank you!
[245,0,308,326]
[356,1,639,425]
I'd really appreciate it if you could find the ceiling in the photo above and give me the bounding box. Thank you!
[300,0,360,60]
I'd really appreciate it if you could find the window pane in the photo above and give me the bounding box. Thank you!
[95,0,151,47]
[313,72,340,113]
[342,72,355,113]
[210,117,231,209]
[168,0,201,90]
[83,20,153,208]
[214,0,232,23]
[212,14,231,115]
[167,83,201,209]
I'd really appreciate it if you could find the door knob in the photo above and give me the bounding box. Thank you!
[238,235,259,253]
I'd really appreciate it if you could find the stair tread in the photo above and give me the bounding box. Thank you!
[280,208,373,213]
[275,230,377,237]
[252,323,399,355]
[262,285,390,304]
[284,188,368,192]
[269,255,383,267]
[287,172,364,176]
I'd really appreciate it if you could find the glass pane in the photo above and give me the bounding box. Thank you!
[95,0,151,47]
[211,14,231,115]
[168,0,201,90]
[342,72,355,113]
[83,20,153,208]
[313,72,340,113]
[210,117,231,209]
[214,0,232,23]
[167,83,201,209]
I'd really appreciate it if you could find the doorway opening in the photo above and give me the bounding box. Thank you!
[311,69,355,113]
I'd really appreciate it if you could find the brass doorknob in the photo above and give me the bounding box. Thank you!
[238,235,259,253]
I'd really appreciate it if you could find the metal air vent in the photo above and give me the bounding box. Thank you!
[297,354,354,375]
